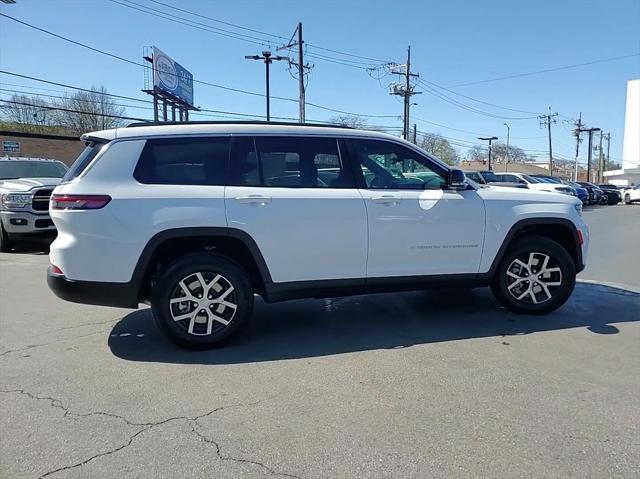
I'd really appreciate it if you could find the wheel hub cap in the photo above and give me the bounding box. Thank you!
[506,251,562,305]
[169,272,238,336]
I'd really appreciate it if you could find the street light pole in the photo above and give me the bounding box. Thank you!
[245,51,288,121]
[478,136,499,171]
[503,123,510,172]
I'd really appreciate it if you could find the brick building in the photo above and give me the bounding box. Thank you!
[0,130,83,166]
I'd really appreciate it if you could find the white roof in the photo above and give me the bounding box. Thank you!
[83,123,402,142]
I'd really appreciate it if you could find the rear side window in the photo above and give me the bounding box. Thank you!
[134,137,229,185]
[63,142,105,182]
[229,136,355,188]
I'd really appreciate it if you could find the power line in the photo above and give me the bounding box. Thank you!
[0,18,396,120]
[145,0,392,63]
[0,99,149,122]
[147,0,289,41]
[418,80,539,120]
[451,53,640,87]
[421,79,542,115]
[110,1,378,69]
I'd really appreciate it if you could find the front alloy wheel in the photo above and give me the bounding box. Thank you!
[505,252,562,305]
[491,235,576,315]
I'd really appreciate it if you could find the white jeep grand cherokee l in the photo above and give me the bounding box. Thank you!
[48,122,589,349]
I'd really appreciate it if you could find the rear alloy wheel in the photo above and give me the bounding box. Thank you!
[624,194,631,205]
[491,236,575,315]
[151,254,253,349]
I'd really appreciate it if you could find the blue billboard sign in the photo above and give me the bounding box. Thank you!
[152,46,194,106]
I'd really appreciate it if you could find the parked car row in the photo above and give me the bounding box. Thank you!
[464,170,635,207]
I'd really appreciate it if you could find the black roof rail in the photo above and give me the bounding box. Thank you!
[125,120,353,129]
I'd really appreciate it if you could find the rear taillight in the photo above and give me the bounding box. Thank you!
[50,194,111,210]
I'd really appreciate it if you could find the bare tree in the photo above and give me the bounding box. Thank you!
[0,94,53,132]
[329,114,368,129]
[419,133,461,166]
[54,86,126,134]
[467,143,529,164]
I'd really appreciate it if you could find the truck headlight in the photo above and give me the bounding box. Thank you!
[574,203,583,216]
[1,192,33,208]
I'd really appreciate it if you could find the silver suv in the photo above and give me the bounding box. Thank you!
[0,157,68,252]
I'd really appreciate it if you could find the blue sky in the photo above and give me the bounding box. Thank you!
[1,0,639,165]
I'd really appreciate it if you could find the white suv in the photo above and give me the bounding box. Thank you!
[47,123,589,349]
[494,172,576,195]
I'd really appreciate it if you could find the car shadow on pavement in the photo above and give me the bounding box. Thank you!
[108,282,639,364]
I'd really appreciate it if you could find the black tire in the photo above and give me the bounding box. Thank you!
[624,194,631,205]
[151,253,254,349]
[0,223,12,253]
[490,235,576,315]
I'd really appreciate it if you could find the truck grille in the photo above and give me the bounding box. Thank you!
[32,188,53,211]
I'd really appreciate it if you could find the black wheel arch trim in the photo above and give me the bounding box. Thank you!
[130,226,273,297]
[487,217,584,277]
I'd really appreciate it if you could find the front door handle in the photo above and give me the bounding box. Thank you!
[371,195,401,206]
[235,195,272,206]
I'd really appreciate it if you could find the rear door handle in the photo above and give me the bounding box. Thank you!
[235,195,272,206]
[371,195,401,205]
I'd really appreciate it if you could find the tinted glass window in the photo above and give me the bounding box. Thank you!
[230,136,354,188]
[348,139,447,190]
[64,142,108,182]
[0,160,67,180]
[134,137,229,185]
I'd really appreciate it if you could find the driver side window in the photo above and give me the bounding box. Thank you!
[348,139,447,190]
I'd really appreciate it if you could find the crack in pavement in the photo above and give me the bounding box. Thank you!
[0,328,111,357]
[1,388,302,479]
[190,422,303,479]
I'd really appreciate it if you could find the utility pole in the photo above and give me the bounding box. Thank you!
[245,51,288,121]
[604,132,611,173]
[390,45,421,140]
[278,22,312,123]
[478,136,499,171]
[413,123,417,144]
[503,122,510,171]
[573,113,583,181]
[539,107,558,174]
[597,131,604,183]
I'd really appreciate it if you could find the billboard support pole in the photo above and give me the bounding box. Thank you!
[152,96,159,122]
[171,105,176,121]
[162,100,168,122]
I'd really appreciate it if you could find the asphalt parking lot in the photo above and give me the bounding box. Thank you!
[1,205,638,479]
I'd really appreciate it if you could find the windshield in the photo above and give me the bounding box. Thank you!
[0,160,67,180]
[479,171,498,182]
[522,174,540,183]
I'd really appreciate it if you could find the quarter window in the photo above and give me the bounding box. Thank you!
[134,137,229,185]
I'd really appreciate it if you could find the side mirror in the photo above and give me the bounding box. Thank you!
[448,169,466,189]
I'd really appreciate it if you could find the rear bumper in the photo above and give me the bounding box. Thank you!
[47,267,138,308]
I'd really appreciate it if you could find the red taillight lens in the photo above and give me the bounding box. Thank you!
[577,229,584,245]
[50,265,64,275]
[50,194,111,210]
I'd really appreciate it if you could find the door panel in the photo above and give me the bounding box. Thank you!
[344,138,486,277]
[360,188,485,277]
[225,136,367,283]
